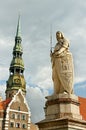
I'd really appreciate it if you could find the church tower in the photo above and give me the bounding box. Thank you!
[5,16,26,99]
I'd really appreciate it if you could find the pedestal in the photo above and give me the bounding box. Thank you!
[36,94,86,130]
[37,117,86,130]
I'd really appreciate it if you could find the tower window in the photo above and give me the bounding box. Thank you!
[9,93,11,98]
[16,69,20,73]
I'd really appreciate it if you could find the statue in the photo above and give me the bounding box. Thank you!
[50,31,74,94]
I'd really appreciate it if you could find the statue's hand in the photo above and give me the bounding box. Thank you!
[57,50,61,55]
[50,52,54,57]
[54,50,60,56]
[56,47,66,56]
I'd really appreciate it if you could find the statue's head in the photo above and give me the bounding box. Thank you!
[56,31,64,41]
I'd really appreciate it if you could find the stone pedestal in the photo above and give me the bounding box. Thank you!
[44,94,82,120]
[37,117,86,130]
[36,94,86,130]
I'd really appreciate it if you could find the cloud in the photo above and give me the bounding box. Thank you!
[0,83,6,99]
[26,85,47,123]
[0,0,86,123]
[0,67,9,80]
[32,66,53,89]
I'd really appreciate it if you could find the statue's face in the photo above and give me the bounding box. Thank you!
[56,32,61,40]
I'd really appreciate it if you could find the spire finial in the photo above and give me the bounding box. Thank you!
[16,14,21,37]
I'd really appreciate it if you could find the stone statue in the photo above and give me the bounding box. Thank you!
[50,31,74,94]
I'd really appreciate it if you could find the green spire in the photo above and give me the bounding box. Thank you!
[16,15,21,38]
[6,16,26,99]
[14,14,23,53]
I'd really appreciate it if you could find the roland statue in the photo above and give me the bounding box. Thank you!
[50,31,74,94]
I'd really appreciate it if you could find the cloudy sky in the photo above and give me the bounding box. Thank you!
[0,0,86,123]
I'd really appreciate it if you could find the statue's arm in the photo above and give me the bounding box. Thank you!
[56,39,69,55]
[62,39,69,48]
[56,47,66,55]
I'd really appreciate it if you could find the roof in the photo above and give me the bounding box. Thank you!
[0,98,11,110]
[79,96,86,120]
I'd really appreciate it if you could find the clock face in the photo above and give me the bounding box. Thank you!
[14,78,20,83]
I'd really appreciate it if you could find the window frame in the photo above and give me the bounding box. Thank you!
[11,113,15,119]
[10,122,14,128]
[21,114,26,120]
[16,123,20,128]
[22,124,26,129]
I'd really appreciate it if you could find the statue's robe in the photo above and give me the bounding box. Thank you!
[51,39,74,94]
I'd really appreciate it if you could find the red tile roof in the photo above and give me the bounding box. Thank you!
[0,98,11,110]
[79,96,86,120]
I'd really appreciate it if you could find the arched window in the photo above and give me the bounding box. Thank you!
[22,124,26,129]
[16,123,20,128]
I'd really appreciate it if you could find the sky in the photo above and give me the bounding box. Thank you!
[0,0,86,123]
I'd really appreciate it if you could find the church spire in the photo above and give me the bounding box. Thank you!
[6,17,26,99]
[16,15,21,38]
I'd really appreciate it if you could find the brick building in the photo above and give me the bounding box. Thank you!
[0,89,30,130]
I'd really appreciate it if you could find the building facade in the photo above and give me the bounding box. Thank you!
[2,90,30,130]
